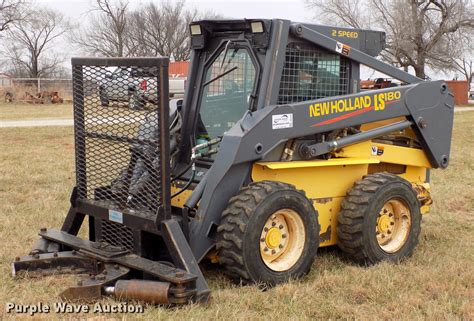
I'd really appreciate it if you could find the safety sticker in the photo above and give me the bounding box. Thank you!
[272,113,293,129]
[335,41,351,55]
[109,209,123,223]
[371,145,384,156]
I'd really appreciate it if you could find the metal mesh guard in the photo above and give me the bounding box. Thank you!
[72,58,170,217]
[101,220,134,251]
[278,42,350,104]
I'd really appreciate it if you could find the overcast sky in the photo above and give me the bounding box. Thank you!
[16,0,453,79]
[38,0,312,22]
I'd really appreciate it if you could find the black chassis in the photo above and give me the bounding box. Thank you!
[14,19,454,304]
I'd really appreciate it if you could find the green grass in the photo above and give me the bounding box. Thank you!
[0,113,473,319]
[0,102,73,120]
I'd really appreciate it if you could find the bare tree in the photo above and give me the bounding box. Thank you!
[0,0,23,32]
[306,0,474,79]
[443,32,473,89]
[72,0,220,60]
[3,7,70,77]
[71,0,130,57]
[127,1,199,60]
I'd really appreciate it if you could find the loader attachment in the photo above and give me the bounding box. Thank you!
[13,57,209,305]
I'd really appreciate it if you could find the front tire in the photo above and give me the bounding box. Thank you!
[337,173,421,265]
[217,181,319,285]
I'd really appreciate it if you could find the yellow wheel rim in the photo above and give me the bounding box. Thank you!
[376,199,412,253]
[260,209,305,272]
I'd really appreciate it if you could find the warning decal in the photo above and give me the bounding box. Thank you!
[335,41,351,56]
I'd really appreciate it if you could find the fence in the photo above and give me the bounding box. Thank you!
[0,78,73,103]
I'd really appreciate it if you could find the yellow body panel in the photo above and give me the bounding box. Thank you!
[258,157,379,169]
[335,141,432,168]
[253,155,431,247]
[171,183,194,207]
[253,160,371,246]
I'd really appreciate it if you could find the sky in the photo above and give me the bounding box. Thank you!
[38,0,312,22]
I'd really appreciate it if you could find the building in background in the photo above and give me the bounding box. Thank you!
[445,80,469,105]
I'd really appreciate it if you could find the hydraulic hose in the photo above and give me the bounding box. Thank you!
[171,163,196,199]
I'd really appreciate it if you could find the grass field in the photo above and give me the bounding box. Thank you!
[0,102,73,120]
[0,112,473,319]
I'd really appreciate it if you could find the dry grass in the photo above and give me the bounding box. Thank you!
[0,112,473,320]
[0,102,73,121]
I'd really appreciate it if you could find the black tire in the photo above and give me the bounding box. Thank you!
[216,181,319,285]
[99,88,109,106]
[337,173,421,265]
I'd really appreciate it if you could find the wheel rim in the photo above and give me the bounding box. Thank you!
[376,199,412,253]
[260,209,305,272]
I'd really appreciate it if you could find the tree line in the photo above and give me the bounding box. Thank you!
[0,0,473,87]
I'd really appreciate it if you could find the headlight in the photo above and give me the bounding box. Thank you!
[250,21,264,33]
[190,24,202,35]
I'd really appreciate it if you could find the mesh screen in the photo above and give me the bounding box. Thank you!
[101,220,135,251]
[72,59,169,218]
[278,43,350,104]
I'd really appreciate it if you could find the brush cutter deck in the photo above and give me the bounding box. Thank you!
[13,229,201,304]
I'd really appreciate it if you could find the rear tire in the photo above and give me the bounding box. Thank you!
[337,173,421,265]
[217,181,319,285]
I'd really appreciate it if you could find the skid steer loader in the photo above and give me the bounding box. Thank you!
[13,19,454,304]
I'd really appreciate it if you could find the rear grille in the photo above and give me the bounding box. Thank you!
[71,58,171,219]
[101,220,134,251]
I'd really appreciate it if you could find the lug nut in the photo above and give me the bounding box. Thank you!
[271,250,276,254]
[279,244,283,249]
[263,247,269,252]
[390,222,394,225]
[272,222,276,227]
[264,227,269,232]
[279,225,284,229]
[282,234,287,239]
[260,238,265,242]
